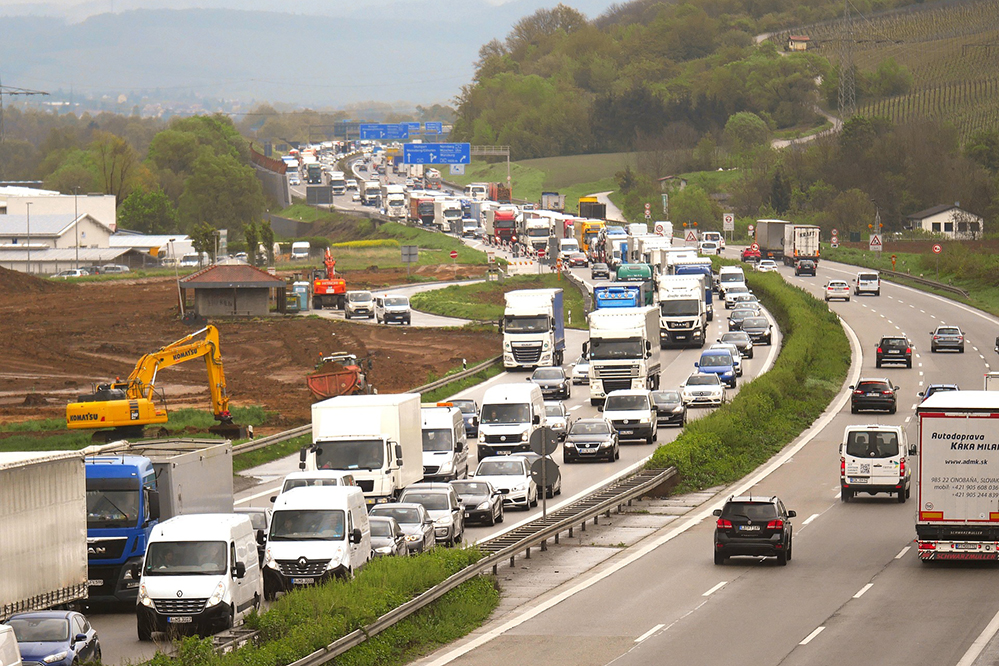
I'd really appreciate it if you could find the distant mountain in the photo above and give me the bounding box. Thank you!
[0,1,615,107]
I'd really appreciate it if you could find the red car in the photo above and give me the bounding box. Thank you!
[741,247,761,262]
[567,252,589,267]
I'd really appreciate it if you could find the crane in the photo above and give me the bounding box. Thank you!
[66,325,249,441]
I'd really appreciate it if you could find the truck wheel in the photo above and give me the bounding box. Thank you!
[312,297,321,310]
[591,398,602,407]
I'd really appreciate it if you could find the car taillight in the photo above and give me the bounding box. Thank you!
[958,336,964,341]
[854,389,864,395]
[906,348,911,354]
[900,457,906,477]
[766,519,784,530]
[841,456,846,477]
[877,347,883,354]
[918,542,936,550]
[716,518,732,529]
[933,335,940,340]
[883,390,894,395]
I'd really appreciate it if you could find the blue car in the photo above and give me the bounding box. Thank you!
[449,399,479,438]
[695,349,737,389]
[6,611,101,666]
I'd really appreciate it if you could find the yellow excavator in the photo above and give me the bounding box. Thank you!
[66,325,249,441]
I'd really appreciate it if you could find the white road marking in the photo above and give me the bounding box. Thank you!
[702,581,727,597]
[920,309,925,313]
[799,627,825,645]
[569,404,584,411]
[910,404,917,410]
[235,484,281,505]
[896,546,911,559]
[973,346,979,351]
[853,583,873,599]
[904,416,912,424]
[802,513,820,526]
[957,605,999,666]
[635,624,665,643]
[834,490,842,499]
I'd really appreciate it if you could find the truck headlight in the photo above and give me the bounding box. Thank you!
[504,341,512,351]
[521,431,529,441]
[207,580,226,607]
[439,460,454,474]
[138,584,154,608]
[123,567,135,580]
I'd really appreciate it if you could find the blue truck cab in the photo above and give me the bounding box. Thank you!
[85,455,160,605]
[672,260,714,321]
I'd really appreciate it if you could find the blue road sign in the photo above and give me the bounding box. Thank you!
[405,122,421,132]
[359,123,410,140]
[425,121,443,133]
[404,143,470,164]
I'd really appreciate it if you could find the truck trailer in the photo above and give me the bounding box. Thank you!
[782,224,821,266]
[755,219,788,262]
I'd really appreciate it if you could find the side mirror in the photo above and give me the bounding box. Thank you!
[909,445,917,456]
[350,528,362,544]
[73,633,88,645]
[848,385,855,390]
[526,377,532,382]
[455,441,464,452]
[694,362,699,368]
[256,530,266,545]
[581,341,588,354]
[533,414,540,425]
[395,443,404,460]
[147,489,161,522]
[269,495,277,503]
[234,562,246,579]
[787,510,797,518]
[712,509,722,517]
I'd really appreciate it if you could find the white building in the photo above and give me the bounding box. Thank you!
[110,232,194,263]
[906,204,984,240]
[0,187,117,232]
[0,213,113,250]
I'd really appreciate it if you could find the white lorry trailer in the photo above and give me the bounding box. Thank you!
[501,289,566,369]
[782,224,821,266]
[329,171,347,196]
[915,391,999,561]
[302,393,423,505]
[585,306,662,405]
[1,451,87,620]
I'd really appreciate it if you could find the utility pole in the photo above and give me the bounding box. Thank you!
[837,0,857,119]
[0,74,49,145]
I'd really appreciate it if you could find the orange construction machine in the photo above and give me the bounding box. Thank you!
[306,352,373,401]
[312,248,347,310]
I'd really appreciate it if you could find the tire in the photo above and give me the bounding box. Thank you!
[591,398,602,407]
[777,548,788,566]
[529,488,538,508]
[906,485,911,499]
[898,487,907,503]
[876,360,882,368]
[614,446,620,460]
[851,405,858,414]
[487,507,496,526]
[496,506,504,523]
[137,617,152,642]
[787,538,793,561]
[960,346,965,353]
[748,349,754,359]
[714,550,726,565]
[94,646,102,663]
[890,405,897,414]
[846,297,851,302]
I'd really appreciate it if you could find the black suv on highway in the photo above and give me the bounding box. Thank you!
[850,378,899,414]
[713,495,795,565]
[876,335,912,368]
[794,259,816,276]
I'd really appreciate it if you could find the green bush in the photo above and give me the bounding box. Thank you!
[647,268,849,492]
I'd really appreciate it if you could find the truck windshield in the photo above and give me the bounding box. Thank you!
[661,300,700,316]
[480,404,530,424]
[527,228,549,237]
[504,315,549,333]
[422,429,453,452]
[589,338,643,360]
[269,510,346,541]
[495,220,516,230]
[144,540,227,576]
[315,439,384,470]
[445,210,461,219]
[846,431,899,458]
[86,478,141,529]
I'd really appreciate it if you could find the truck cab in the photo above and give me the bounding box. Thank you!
[586,306,662,405]
[658,276,707,348]
[501,289,565,369]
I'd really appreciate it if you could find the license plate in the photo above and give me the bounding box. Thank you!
[888,350,899,354]
[619,430,634,435]
[464,512,470,518]
[954,543,978,550]
[167,616,192,624]
[87,579,103,587]
[849,477,868,483]
[867,392,880,397]
[738,525,761,531]
[292,578,313,585]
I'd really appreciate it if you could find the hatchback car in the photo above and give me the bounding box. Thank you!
[450,479,504,526]
[794,260,816,276]
[51,269,88,279]
[398,483,465,546]
[681,373,726,407]
[369,516,408,558]
[563,418,619,462]
[529,366,570,400]
[719,331,754,358]
[567,252,588,267]
[713,495,795,565]
[449,399,479,438]
[850,378,899,414]
[510,451,562,498]
[651,390,686,427]
[368,503,435,554]
[544,401,568,441]
[741,247,761,262]
[741,316,773,345]
[930,325,965,353]
[570,354,590,384]
[876,335,912,368]
[472,456,537,510]
[755,259,779,272]
[6,610,101,666]
[727,308,757,331]
[695,349,737,388]
[591,263,610,280]
[824,279,851,301]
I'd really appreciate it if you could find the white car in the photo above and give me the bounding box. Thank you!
[570,354,590,384]
[472,456,537,510]
[710,342,744,377]
[602,389,658,445]
[288,173,301,186]
[681,373,727,407]
[346,179,359,191]
[51,269,87,279]
[724,284,752,308]
[825,279,851,302]
[699,240,720,255]
[544,401,568,441]
[756,260,779,272]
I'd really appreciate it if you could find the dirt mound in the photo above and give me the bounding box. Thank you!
[0,266,67,294]
[21,393,48,406]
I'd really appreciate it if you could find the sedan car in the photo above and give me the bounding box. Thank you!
[755,259,779,272]
[529,366,571,400]
[570,354,590,384]
[876,335,912,368]
[591,263,611,280]
[6,611,101,666]
[713,495,795,566]
[728,293,761,311]
[741,247,761,262]
[718,331,754,358]
[794,260,816,276]
[566,252,589,267]
[369,516,409,558]
[681,373,727,407]
[727,308,758,331]
[930,325,965,353]
[545,401,569,441]
[51,269,88,279]
[368,503,436,554]
[450,479,504,526]
[510,451,562,498]
[918,383,960,402]
[741,316,773,345]
[563,418,619,462]
[450,398,479,438]
[824,279,851,302]
[651,390,686,427]
[850,378,899,414]
[472,456,537,510]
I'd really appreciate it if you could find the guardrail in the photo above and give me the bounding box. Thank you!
[285,466,676,666]
[879,268,969,299]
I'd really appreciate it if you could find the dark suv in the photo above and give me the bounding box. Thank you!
[794,260,816,276]
[850,378,899,414]
[713,495,795,565]
[876,335,912,368]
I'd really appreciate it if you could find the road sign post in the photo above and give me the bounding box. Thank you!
[869,233,882,253]
[450,249,458,279]
[401,244,418,277]
[933,243,942,279]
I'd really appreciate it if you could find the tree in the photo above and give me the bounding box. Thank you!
[118,188,178,234]
[770,167,792,214]
[671,185,718,227]
[965,130,999,173]
[243,221,260,266]
[177,153,266,232]
[723,112,769,156]
[260,221,275,265]
[90,131,146,205]
[189,221,218,263]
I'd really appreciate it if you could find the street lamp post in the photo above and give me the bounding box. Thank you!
[25,202,31,274]
[169,239,185,317]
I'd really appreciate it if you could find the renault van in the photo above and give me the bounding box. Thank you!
[477,383,546,459]
[0,624,22,666]
[840,424,914,503]
[854,271,881,296]
[136,514,262,640]
[420,404,468,481]
[263,486,370,600]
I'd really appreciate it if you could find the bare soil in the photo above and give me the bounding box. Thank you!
[0,266,499,432]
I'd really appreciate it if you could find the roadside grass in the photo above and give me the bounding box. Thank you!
[328,222,488,271]
[421,362,505,403]
[410,274,588,330]
[518,152,637,189]
[232,433,311,473]
[647,265,850,492]
[772,119,833,140]
[678,169,744,194]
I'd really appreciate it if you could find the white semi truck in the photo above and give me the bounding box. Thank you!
[382,184,407,220]
[302,393,424,506]
[433,198,463,233]
[585,306,662,405]
[502,289,566,369]
[658,275,708,348]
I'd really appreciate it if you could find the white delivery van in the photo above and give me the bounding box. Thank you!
[290,241,311,260]
[477,383,546,459]
[263,486,370,600]
[421,404,469,482]
[270,470,356,503]
[716,266,746,297]
[854,271,881,296]
[839,424,913,503]
[136,514,262,640]
[0,625,22,666]
[375,294,412,325]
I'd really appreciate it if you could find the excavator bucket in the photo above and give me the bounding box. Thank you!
[209,422,252,440]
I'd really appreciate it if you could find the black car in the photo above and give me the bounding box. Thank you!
[876,335,912,368]
[727,308,757,331]
[591,262,610,280]
[713,495,795,565]
[451,479,504,526]
[794,260,816,276]
[850,378,899,414]
[718,331,754,359]
[741,316,773,345]
[563,418,619,463]
[529,366,570,400]
[450,398,479,438]
[651,390,686,427]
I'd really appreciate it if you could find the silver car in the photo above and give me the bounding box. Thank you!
[570,355,590,385]
[544,401,568,441]
[368,503,435,554]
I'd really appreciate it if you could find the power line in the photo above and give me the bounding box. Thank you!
[0,74,49,144]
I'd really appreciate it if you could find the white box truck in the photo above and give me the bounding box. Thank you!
[0,451,87,620]
[915,391,999,561]
[585,306,662,405]
[329,171,347,196]
[501,289,566,369]
[658,275,708,348]
[302,393,423,505]
[433,198,463,233]
[782,224,821,266]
